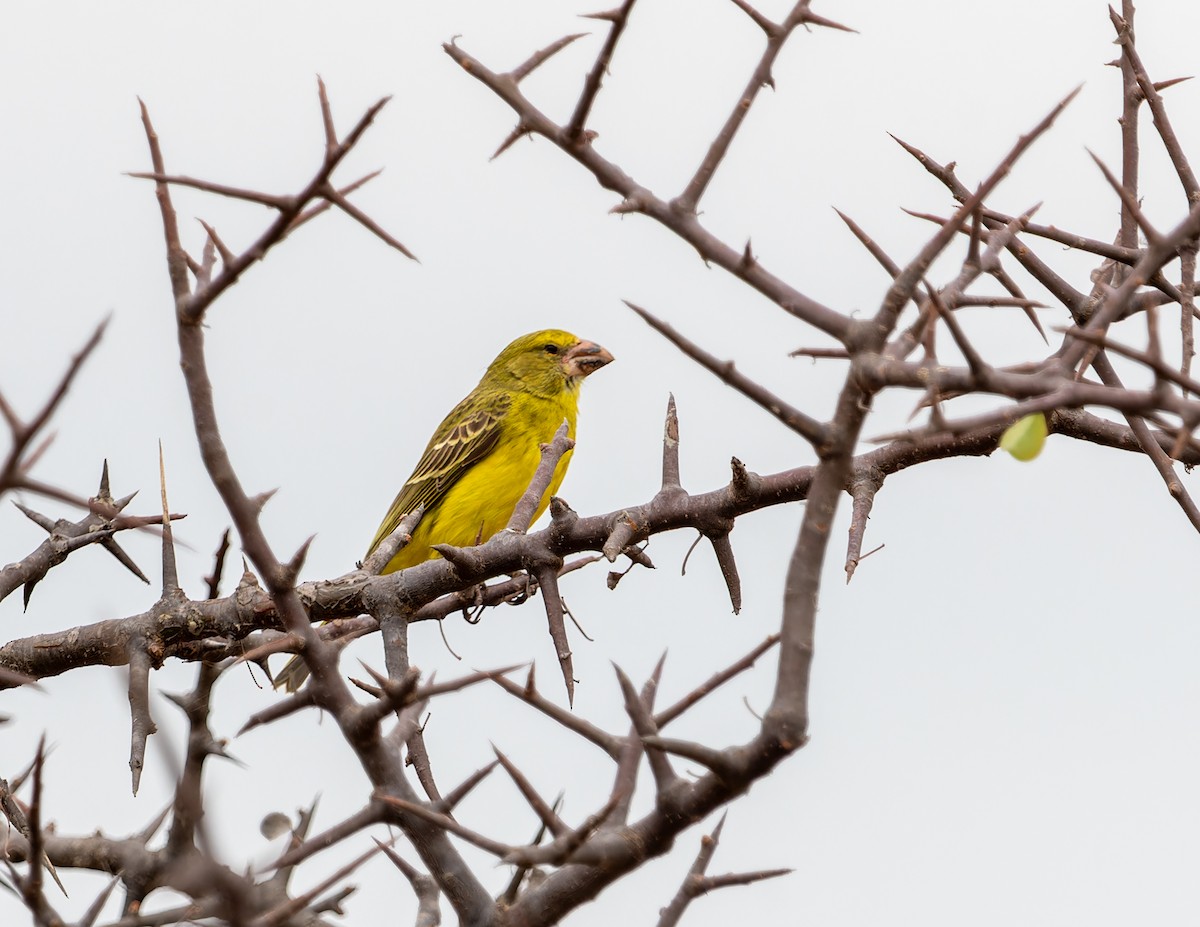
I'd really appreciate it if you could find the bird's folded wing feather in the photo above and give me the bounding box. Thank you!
[367,391,511,554]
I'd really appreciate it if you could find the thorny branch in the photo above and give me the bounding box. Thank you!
[5,4,1200,927]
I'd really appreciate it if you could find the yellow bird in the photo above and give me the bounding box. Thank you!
[274,329,613,691]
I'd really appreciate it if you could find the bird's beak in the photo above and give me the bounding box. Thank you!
[563,340,614,379]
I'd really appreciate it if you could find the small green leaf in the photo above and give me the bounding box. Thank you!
[999,412,1048,461]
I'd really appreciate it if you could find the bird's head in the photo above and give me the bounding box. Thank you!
[488,329,614,396]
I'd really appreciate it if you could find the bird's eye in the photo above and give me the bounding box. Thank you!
[543,343,560,355]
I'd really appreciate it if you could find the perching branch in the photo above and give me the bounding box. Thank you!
[9,7,1200,927]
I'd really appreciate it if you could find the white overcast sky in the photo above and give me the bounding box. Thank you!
[3,2,1200,925]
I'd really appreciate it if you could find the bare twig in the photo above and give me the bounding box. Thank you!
[565,1,638,143]
[656,814,791,927]
[626,301,829,448]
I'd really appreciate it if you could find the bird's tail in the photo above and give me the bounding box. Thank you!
[272,653,310,693]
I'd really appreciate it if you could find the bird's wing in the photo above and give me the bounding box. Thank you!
[368,390,511,553]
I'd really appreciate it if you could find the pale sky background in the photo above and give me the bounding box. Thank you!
[3,2,1200,925]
